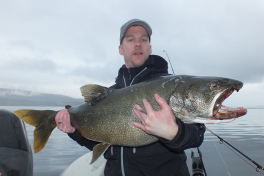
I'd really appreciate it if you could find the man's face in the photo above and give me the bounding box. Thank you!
[119,26,152,68]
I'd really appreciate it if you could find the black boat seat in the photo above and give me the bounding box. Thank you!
[0,109,33,176]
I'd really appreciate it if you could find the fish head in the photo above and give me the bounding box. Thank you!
[169,76,247,124]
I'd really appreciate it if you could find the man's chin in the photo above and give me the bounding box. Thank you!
[132,57,148,66]
[132,61,146,67]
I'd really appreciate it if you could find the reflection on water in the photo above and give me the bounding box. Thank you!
[1,106,264,176]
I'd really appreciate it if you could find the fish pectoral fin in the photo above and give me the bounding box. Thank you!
[80,84,112,103]
[91,142,111,164]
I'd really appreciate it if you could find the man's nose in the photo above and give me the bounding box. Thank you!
[135,39,142,46]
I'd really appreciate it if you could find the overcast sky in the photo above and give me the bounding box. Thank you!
[0,0,263,107]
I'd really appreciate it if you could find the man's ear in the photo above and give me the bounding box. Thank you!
[119,45,123,55]
[150,45,152,54]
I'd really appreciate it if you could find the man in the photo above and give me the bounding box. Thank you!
[55,19,205,176]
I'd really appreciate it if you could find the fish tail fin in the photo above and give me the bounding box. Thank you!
[14,109,58,153]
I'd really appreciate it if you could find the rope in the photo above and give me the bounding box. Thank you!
[213,139,231,176]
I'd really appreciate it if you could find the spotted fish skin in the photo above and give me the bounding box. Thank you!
[14,75,247,163]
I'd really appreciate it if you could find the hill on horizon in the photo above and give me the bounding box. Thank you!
[0,88,83,106]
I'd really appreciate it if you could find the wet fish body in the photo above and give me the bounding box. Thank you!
[14,75,247,163]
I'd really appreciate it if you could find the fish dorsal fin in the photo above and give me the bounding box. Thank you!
[80,84,111,103]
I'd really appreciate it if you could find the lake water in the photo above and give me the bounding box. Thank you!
[1,106,264,176]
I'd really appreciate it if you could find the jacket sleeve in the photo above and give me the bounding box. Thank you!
[68,129,99,151]
[159,118,205,151]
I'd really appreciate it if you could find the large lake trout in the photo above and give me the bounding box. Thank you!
[14,75,247,163]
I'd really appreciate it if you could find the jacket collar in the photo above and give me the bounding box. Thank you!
[114,55,168,88]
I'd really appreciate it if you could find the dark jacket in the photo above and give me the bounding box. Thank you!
[68,55,205,176]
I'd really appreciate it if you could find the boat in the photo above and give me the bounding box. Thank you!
[0,109,33,176]
[60,151,106,176]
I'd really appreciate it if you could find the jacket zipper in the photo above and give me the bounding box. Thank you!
[120,67,147,176]
[130,67,147,86]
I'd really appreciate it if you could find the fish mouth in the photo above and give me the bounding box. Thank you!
[212,85,247,121]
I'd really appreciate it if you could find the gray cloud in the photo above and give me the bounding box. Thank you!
[0,0,263,106]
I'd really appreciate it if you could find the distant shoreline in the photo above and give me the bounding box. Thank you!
[246,107,264,109]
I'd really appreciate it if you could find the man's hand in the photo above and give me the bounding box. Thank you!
[132,94,178,140]
[55,109,75,133]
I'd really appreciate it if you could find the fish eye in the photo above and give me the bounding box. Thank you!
[210,82,219,90]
